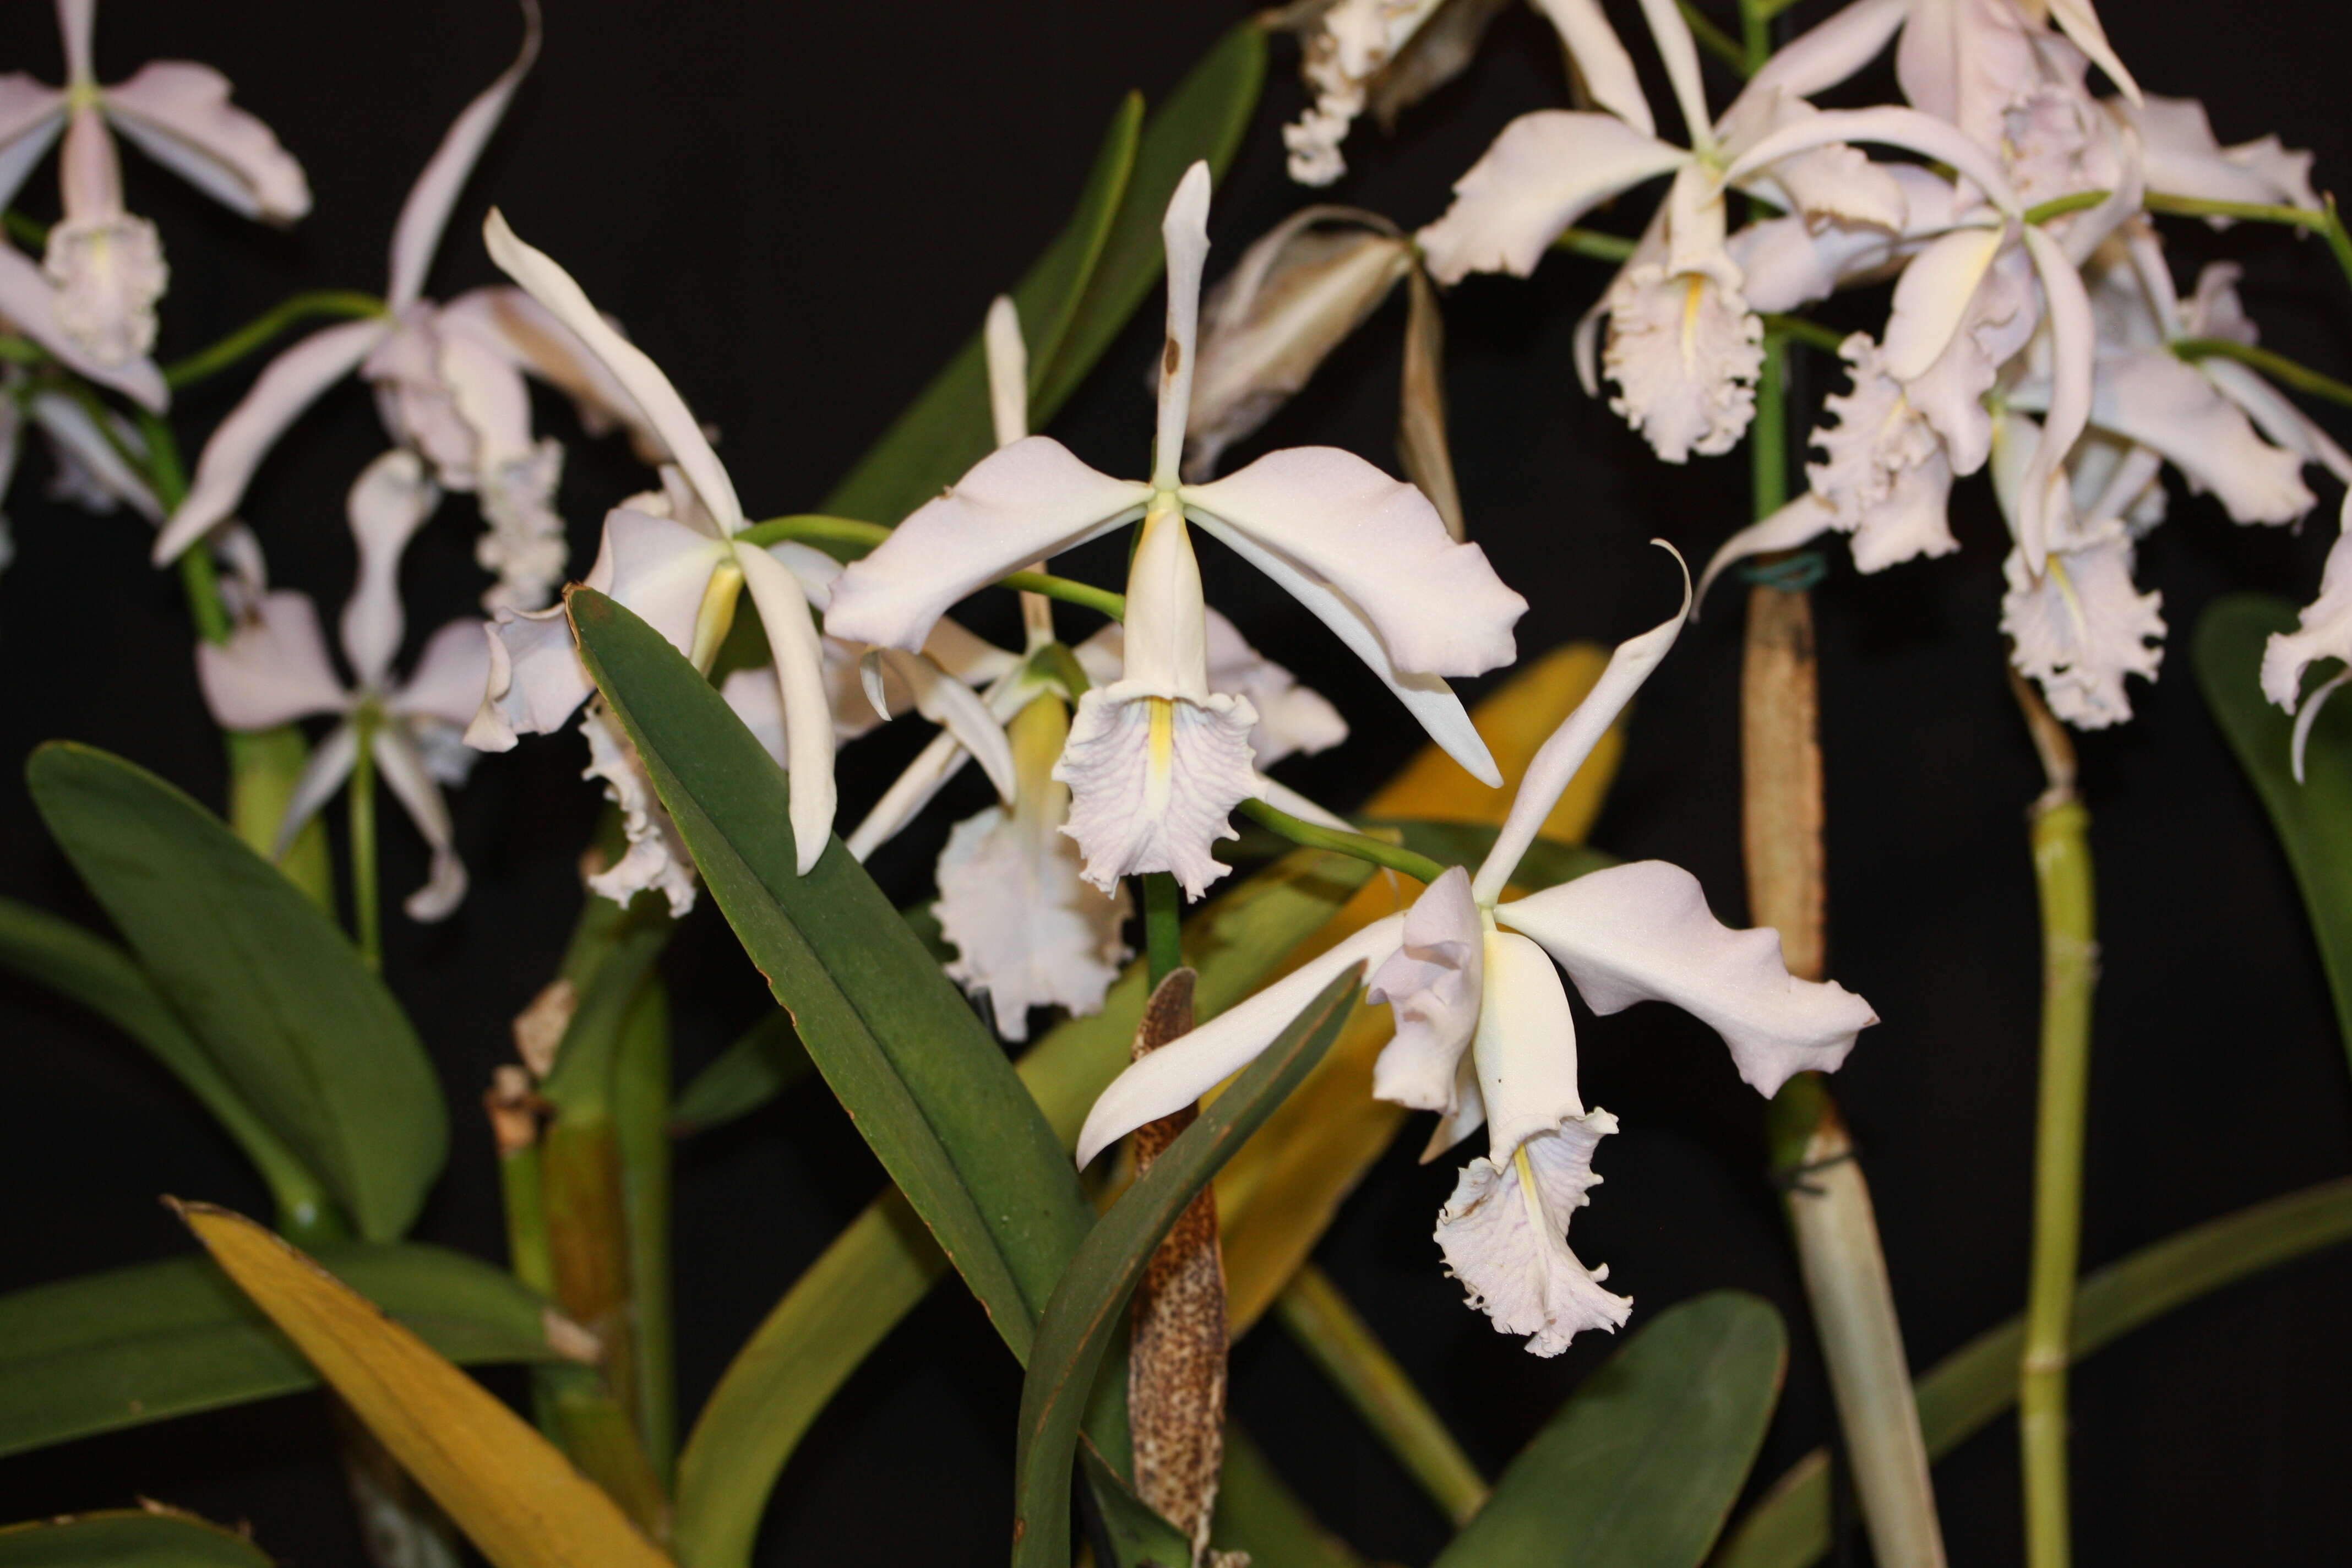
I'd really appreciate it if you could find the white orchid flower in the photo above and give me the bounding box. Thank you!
[1076,554,1876,1353]
[194,450,488,919]
[151,4,657,614]
[1417,0,1925,462]
[0,0,309,367]
[826,162,1525,900]
[2263,494,2352,783]
[2110,96,2318,218]
[458,211,842,876]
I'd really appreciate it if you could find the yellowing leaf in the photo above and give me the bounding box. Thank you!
[177,1205,672,1568]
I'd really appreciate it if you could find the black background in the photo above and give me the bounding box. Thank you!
[4,2,2351,1562]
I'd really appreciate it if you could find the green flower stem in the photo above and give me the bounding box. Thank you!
[1001,569,1126,623]
[1763,312,1847,356]
[1681,0,1747,73]
[1143,872,1183,987]
[1714,1174,2352,1568]
[613,980,678,1481]
[1552,226,1638,264]
[1273,1264,1489,1527]
[2,208,46,247]
[162,290,388,390]
[1739,0,1772,74]
[348,709,382,971]
[2012,675,2094,1568]
[1238,796,1449,885]
[2022,190,2109,226]
[2174,336,2352,407]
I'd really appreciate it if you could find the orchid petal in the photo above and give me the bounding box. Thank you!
[601,506,729,657]
[877,647,1017,802]
[2043,0,2141,106]
[985,293,1027,451]
[0,79,67,210]
[1433,1109,1627,1356]
[0,242,166,410]
[273,721,360,862]
[845,725,971,862]
[2201,356,2352,484]
[438,285,666,460]
[102,62,310,222]
[2093,352,2312,526]
[1074,915,1404,1167]
[1632,0,1714,156]
[25,389,160,520]
[737,541,838,875]
[1882,226,2002,383]
[1184,447,1524,677]
[2117,95,2318,214]
[1723,105,2019,217]
[388,1,539,308]
[1474,551,1686,902]
[1498,861,1876,1095]
[1893,0,2038,150]
[1525,0,1654,138]
[2001,529,2164,728]
[1202,608,1348,766]
[340,450,441,689]
[1746,0,1906,101]
[823,435,1148,650]
[1120,504,1214,702]
[1364,867,1484,1114]
[484,209,741,532]
[466,604,584,749]
[1696,494,1837,609]
[1415,111,1687,284]
[1471,929,1589,1157]
[154,315,385,560]
[1054,684,1258,899]
[371,725,467,922]
[2016,222,2095,574]
[1151,161,1214,491]
[393,619,495,728]
[2261,496,2352,714]
[2291,671,2352,785]
[197,591,351,731]
[579,696,698,917]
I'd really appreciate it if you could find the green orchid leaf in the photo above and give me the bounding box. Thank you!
[569,586,1095,1362]
[671,1014,812,1137]
[669,846,1373,1568]
[2193,595,2352,1065]
[26,744,446,1241]
[1030,23,1267,420]
[1013,965,1361,1568]
[0,1509,273,1568]
[818,92,1140,526]
[1430,1292,1785,1568]
[0,897,331,1233]
[0,1244,569,1459]
[1715,1174,2352,1568]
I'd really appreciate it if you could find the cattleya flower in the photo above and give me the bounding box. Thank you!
[0,0,308,367]
[460,210,842,876]
[826,162,1525,900]
[195,450,488,919]
[151,3,658,614]
[1077,555,1876,1354]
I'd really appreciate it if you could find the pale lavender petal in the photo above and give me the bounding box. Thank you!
[387,0,540,309]
[197,590,350,730]
[102,61,310,221]
[341,450,441,689]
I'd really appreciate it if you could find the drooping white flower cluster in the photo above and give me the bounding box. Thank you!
[1294,0,2344,733]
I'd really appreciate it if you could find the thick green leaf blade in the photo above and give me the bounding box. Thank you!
[2193,595,2352,1064]
[669,847,1372,1568]
[569,588,1092,1361]
[0,1244,567,1458]
[0,897,330,1229]
[1012,965,1362,1568]
[818,93,1140,525]
[1431,1292,1785,1568]
[26,744,446,1240]
[671,1012,811,1136]
[0,1510,273,1568]
[1031,23,1268,420]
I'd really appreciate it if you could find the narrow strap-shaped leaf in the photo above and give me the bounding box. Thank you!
[1012,963,1362,1568]
[0,896,329,1228]
[1430,1292,1786,1568]
[818,92,1140,525]
[669,1012,810,1136]
[569,588,1091,1360]
[26,744,446,1240]
[669,847,1370,1568]
[1031,23,1267,420]
[2193,595,2352,1069]
[0,1508,273,1568]
[0,1244,573,1459]
[178,1206,672,1568]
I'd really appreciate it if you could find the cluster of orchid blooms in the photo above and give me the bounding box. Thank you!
[1,0,2344,1356]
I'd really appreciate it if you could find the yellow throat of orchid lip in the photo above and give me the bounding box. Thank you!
[688,558,744,674]
[1144,696,1177,817]
[1513,1141,1548,1235]
[1679,273,1708,369]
